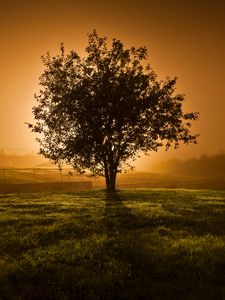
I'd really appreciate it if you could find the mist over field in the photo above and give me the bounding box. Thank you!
[1,150,225,178]
[1,150,225,192]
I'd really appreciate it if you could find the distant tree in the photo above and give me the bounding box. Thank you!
[27,30,199,192]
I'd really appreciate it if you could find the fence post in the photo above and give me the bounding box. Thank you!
[3,169,6,183]
[33,169,37,182]
[60,169,63,182]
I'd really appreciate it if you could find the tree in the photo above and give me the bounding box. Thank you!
[27,30,199,192]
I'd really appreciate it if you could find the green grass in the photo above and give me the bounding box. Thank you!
[1,189,225,299]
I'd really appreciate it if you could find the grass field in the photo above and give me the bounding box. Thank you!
[1,189,225,299]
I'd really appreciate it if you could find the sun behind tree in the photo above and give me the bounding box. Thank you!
[27,30,199,192]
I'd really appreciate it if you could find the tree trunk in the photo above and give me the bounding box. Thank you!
[107,172,116,192]
[105,167,117,193]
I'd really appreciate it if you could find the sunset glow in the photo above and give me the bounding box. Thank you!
[1,0,225,168]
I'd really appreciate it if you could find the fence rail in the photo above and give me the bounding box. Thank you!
[0,181,93,194]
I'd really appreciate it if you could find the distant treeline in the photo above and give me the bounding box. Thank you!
[152,153,225,178]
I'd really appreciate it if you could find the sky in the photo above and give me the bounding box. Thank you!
[1,0,225,169]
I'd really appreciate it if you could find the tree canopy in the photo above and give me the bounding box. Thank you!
[28,30,199,192]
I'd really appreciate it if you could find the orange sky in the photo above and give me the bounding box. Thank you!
[1,0,225,168]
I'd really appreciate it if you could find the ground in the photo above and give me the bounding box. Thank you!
[1,189,225,299]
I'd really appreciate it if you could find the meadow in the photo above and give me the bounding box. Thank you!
[1,189,225,299]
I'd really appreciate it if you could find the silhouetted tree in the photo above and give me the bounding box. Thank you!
[27,30,199,192]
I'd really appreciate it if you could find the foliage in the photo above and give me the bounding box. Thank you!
[28,30,199,191]
[1,190,225,299]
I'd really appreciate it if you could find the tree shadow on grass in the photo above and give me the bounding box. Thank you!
[99,191,223,300]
